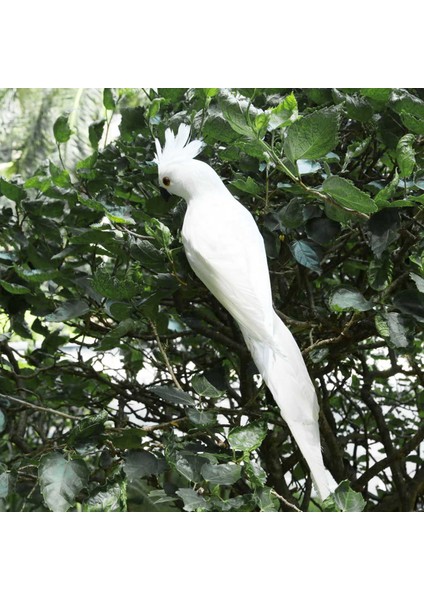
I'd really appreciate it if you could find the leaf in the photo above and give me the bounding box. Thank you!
[186,408,217,426]
[267,92,298,130]
[89,119,106,150]
[0,464,9,499]
[103,88,116,110]
[14,266,60,283]
[284,107,339,163]
[396,133,416,178]
[130,239,165,270]
[38,452,89,512]
[410,273,424,293]
[306,218,341,246]
[92,268,137,301]
[399,111,424,135]
[231,176,261,196]
[360,88,392,103]
[85,483,121,512]
[323,176,377,214]
[191,375,223,398]
[53,114,73,144]
[0,178,27,202]
[123,450,161,481]
[219,89,259,138]
[367,254,393,291]
[201,463,242,485]
[176,488,208,512]
[393,290,424,319]
[0,409,6,434]
[0,280,31,295]
[44,300,90,322]
[255,487,279,512]
[375,312,410,348]
[151,385,195,407]
[329,286,373,312]
[366,209,400,258]
[374,170,400,206]
[290,240,322,274]
[333,481,366,512]
[228,420,268,452]
[67,411,108,448]
[278,198,305,229]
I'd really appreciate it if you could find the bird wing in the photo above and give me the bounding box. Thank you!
[182,196,275,342]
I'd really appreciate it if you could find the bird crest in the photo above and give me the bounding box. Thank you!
[154,123,205,167]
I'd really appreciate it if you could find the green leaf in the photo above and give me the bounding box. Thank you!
[306,217,341,246]
[219,89,258,138]
[158,88,187,103]
[267,92,298,130]
[360,88,392,103]
[375,312,410,348]
[45,300,90,322]
[323,176,377,214]
[14,266,60,283]
[38,452,89,512]
[366,209,400,258]
[0,280,31,295]
[186,408,217,426]
[85,483,121,512]
[284,107,339,163]
[0,409,6,434]
[0,464,9,499]
[124,450,161,481]
[367,254,393,291]
[103,88,116,110]
[89,119,106,150]
[53,114,73,144]
[191,375,223,398]
[410,273,424,293]
[151,385,195,407]
[278,198,305,229]
[290,240,322,274]
[329,286,373,312]
[201,463,242,485]
[333,481,366,512]
[228,420,268,452]
[399,111,424,135]
[93,268,137,301]
[393,290,424,319]
[176,488,208,512]
[375,170,400,205]
[67,411,108,448]
[255,487,279,512]
[231,176,262,196]
[396,133,415,178]
[0,178,27,202]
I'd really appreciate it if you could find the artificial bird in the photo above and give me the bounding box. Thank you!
[154,123,336,500]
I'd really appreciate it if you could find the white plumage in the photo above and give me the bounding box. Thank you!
[154,123,336,500]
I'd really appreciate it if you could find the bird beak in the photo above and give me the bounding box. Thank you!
[160,187,172,201]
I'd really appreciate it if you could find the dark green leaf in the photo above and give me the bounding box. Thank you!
[333,481,366,512]
[45,300,90,322]
[393,290,424,319]
[231,176,262,196]
[278,198,305,229]
[103,88,116,110]
[306,218,341,246]
[38,452,89,512]
[323,176,377,214]
[176,488,208,511]
[186,408,217,426]
[366,209,400,258]
[0,280,31,295]
[219,89,258,138]
[367,254,393,291]
[375,312,410,348]
[284,107,339,163]
[89,119,106,150]
[67,411,108,448]
[329,286,373,312]
[151,386,195,407]
[396,134,415,178]
[228,420,268,452]
[290,240,322,274]
[201,463,242,485]
[53,114,73,144]
[85,483,121,512]
[0,178,27,202]
[124,450,161,481]
[191,375,223,398]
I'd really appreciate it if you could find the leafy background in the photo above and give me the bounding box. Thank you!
[0,87,423,512]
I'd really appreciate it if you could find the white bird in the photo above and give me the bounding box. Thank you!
[154,123,337,500]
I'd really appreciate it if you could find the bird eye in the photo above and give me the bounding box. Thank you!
[162,176,171,186]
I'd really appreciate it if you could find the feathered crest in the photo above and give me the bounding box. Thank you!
[154,123,205,166]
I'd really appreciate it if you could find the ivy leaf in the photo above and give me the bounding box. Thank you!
[53,114,73,144]
[38,452,89,512]
[333,481,366,512]
[323,176,377,214]
[228,421,268,452]
[290,240,322,274]
[396,134,416,178]
[329,286,373,312]
[284,107,339,163]
[201,463,242,485]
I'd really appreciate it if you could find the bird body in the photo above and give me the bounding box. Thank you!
[154,124,336,500]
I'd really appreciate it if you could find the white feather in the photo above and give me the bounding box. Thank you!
[155,126,337,500]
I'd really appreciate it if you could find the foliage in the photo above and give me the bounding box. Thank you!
[0,87,423,512]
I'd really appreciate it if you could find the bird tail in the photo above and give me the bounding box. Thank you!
[241,312,337,501]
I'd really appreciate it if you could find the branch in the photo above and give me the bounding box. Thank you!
[0,393,81,421]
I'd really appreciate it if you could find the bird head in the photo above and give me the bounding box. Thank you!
[154,124,220,202]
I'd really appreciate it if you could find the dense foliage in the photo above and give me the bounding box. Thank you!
[0,88,423,512]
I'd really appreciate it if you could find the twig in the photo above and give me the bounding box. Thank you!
[142,417,188,432]
[271,489,302,512]
[0,393,81,421]
[149,319,183,391]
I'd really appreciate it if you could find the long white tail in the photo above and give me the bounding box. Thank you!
[241,312,337,500]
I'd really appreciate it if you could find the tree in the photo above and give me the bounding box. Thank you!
[0,87,422,512]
